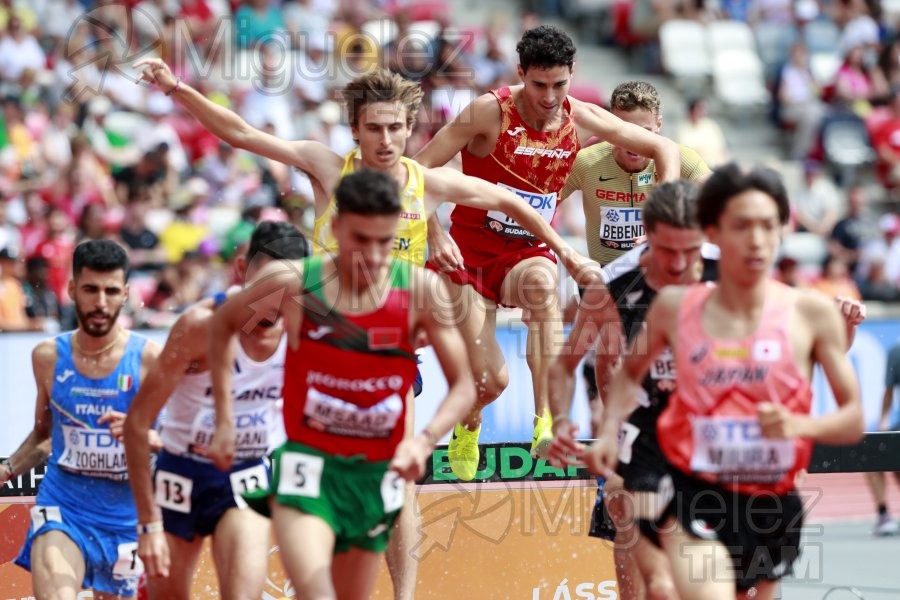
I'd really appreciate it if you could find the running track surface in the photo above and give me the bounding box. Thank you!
[802,473,900,522]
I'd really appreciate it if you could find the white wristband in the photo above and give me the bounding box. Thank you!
[137,521,164,535]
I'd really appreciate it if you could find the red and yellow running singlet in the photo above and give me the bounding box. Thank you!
[451,86,580,254]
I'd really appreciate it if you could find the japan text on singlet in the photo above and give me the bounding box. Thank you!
[312,150,428,265]
[453,86,579,248]
[39,331,147,528]
[656,281,813,495]
[159,335,287,462]
[561,143,709,266]
[283,255,418,461]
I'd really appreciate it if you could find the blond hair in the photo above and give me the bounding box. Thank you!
[341,69,424,128]
[609,80,661,115]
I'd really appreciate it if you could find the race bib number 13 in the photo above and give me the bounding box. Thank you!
[155,470,193,513]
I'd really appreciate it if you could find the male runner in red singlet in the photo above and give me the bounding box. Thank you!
[205,170,475,599]
[416,25,680,478]
[585,163,864,600]
[134,59,595,598]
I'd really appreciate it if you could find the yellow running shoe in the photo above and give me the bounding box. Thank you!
[448,423,481,481]
[530,409,553,459]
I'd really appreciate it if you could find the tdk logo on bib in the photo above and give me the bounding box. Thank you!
[485,183,557,239]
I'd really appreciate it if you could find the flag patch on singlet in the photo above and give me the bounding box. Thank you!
[117,374,133,392]
[752,340,782,362]
[368,328,402,350]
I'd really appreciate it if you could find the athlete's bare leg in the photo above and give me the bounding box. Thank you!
[211,507,271,600]
[438,275,509,429]
[866,472,887,511]
[603,475,645,600]
[500,257,562,423]
[660,517,736,600]
[30,531,85,600]
[271,502,337,600]
[632,534,679,600]
[146,534,203,599]
[333,548,383,600]
[606,478,680,600]
[386,397,419,600]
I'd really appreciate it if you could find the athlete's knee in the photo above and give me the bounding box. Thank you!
[221,579,267,600]
[517,267,559,310]
[604,489,629,526]
[474,368,508,404]
[646,574,678,600]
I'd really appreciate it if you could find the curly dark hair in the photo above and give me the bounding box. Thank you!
[72,240,129,280]
[516,25,576,73]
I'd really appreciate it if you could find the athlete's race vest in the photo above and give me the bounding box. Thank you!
[657,281,813,495]
[39,332,147,528]
[452,86,579,249]
[283,256,418,461]
[312,150,428,265]
[562,143,709,266]
[159,333,287,462]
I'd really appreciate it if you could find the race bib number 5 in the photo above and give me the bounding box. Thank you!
[278,452,324,498]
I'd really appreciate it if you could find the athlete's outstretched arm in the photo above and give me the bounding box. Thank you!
[759,292,864,444]
[570,99,682,183]
[207,260,304,471]
[584,289,678,477]
[413,93,500,168]
[548,289,607,419]
[124,314,205,578]
[546,285,616,466]
[133,58,341,182]
[390,271,476,481]
[423,166,602,288]
[425,212,464,271]
[0,341,55,485]
[416,94,500,270]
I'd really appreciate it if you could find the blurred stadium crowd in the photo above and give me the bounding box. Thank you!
[0,0,898,334]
